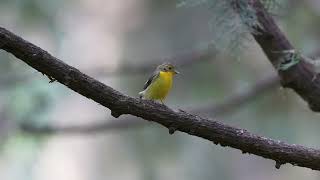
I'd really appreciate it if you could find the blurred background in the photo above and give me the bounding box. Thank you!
[1,0,320,179]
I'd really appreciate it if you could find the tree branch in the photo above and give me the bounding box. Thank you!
[194,74,279,115]
[246,0,320,111]
[0,42,216,89]
[1,27,320,170]
[20,74,279,134]
[21,118,146,135]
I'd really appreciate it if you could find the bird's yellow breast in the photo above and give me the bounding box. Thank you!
[145,71,173,100]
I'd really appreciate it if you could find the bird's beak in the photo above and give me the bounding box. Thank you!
[174,70,180,74]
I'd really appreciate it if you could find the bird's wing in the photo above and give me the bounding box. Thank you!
[143,71,159,90]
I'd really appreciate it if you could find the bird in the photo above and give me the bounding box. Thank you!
[139,62,179,104]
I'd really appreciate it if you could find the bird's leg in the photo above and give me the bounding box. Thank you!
[160,99,164,104]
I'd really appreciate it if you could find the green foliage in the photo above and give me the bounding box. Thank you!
[176,0,283,55]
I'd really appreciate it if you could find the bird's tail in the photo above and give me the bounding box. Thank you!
[138,90,145,99]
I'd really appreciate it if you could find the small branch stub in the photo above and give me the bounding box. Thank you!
[212,140,218,145]
[169,127,176,135]
[48,76,56,83]
[242,151,247,154]
[111,111,122,118]
[275,161,284,169]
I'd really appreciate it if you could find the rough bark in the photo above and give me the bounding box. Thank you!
[1,27,320,170]
[248,0,320,111]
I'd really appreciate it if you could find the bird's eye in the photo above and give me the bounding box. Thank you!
[168,67,172,70]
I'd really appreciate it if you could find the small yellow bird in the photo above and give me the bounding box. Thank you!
[139,62,179,103]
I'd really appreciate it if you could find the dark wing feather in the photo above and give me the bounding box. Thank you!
[143,71,159,90]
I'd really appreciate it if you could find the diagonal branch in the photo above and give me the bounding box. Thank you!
[0,42,216,89]
[20,74,279,134]
[245,0,320,112]
[1,27,320,171]
[0,48,215,89]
